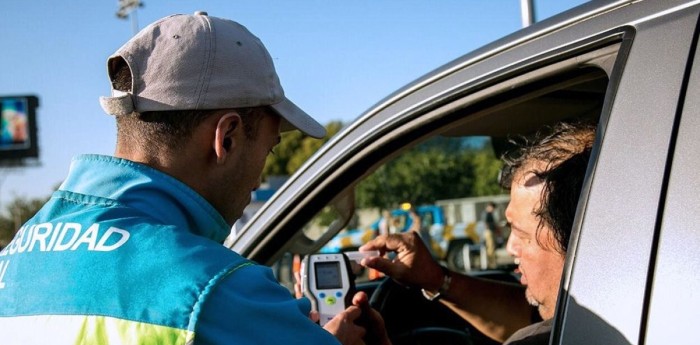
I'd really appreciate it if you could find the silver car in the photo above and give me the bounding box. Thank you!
[229,1,700,344]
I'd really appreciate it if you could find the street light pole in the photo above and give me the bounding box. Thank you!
[520,0,536,27]
[116,0,144,36]
[130,7,139,35]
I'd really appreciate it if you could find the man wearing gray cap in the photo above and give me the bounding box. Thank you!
[0,12,388,345]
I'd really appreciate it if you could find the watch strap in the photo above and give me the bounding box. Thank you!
[421,266,452,301]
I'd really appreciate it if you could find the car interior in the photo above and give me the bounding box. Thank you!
[259,41,621,345]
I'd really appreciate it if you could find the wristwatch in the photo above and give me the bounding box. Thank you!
[421,265,452,301]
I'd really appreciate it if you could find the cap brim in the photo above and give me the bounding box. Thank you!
[270,98,326,139]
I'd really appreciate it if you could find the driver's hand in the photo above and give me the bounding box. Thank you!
[360,231,444,292]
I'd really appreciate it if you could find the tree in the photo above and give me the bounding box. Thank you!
[472,150,504,196]
[0,195,49,248]
[263,121,344,178]
[356,136,503,209]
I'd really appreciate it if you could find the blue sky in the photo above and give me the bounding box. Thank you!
[0,0,587,210]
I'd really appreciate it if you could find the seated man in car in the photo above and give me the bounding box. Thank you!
[361,121,595,344]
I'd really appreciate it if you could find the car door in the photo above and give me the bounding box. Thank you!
[641,14,700,344]
[554,2,700,345]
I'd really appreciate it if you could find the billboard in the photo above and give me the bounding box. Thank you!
[0,95,39,160]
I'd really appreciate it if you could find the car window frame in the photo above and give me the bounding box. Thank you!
[232,30,625,263]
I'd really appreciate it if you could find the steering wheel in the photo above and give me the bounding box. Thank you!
[369,277,475,345]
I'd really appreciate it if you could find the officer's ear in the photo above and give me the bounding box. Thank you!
[214,112,242,164]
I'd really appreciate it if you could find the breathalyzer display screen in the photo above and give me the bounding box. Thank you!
[314,261,342,289]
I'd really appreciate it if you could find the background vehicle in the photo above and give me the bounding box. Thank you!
[320,204,460,255]
[230,1,700,344]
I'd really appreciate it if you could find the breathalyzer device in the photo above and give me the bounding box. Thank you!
[300,253,356,326]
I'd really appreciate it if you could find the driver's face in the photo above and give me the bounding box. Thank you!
[505,171,566,320]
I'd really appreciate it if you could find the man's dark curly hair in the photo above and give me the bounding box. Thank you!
[499,121,596,254]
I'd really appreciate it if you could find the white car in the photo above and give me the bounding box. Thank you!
[230,1,700,344]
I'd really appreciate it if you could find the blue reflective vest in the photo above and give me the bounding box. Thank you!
[0,154,339,345]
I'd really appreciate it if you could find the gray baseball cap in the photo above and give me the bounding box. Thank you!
[99,11,326,139]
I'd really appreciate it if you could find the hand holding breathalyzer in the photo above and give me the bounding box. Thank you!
[301,253,355,326]
[326,291,392,345]
[297,251,390,345]
[299,251,380,325]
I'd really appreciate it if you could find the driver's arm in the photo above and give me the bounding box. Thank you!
[430,268,534,342]
[361,231,533,343]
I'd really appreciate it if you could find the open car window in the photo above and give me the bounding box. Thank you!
[269,41,621,292]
